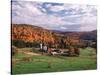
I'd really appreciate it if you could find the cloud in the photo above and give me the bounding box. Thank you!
[49,5,64,12]
[12,1,97,32]
[60,27,67,30]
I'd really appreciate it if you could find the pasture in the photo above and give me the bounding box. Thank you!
[12,47,97,74]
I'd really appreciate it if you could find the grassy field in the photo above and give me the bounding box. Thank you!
[12,47,97,74]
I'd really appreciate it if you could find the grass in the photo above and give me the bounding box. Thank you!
[17,47,33,51]
[12,47,97,74]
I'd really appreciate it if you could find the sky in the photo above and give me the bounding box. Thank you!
[12,1,97,32]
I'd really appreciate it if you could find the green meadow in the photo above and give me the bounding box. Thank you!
[12,47,97,74]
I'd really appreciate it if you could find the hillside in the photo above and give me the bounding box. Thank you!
[12,24,55,44]
[11,24,97,48]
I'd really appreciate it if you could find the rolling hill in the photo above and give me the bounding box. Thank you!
[11,24,97,48]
